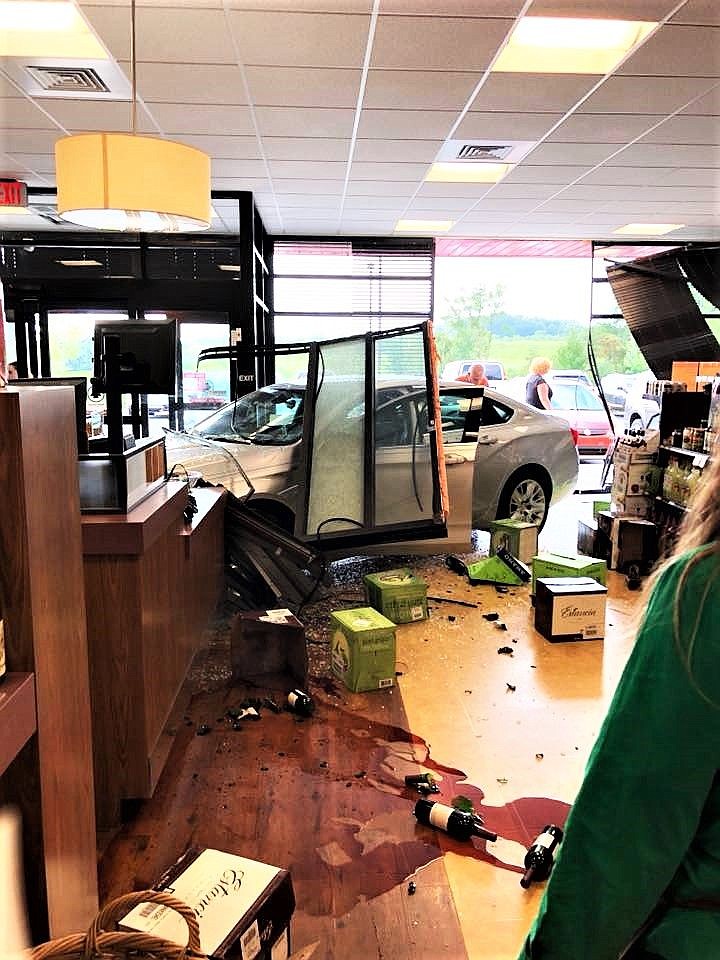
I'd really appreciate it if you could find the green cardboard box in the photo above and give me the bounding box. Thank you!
[363,568,428,624]
[330,607,396,693]
[531,552,608,595]
[488,519,539,565]
[592,499,611,519]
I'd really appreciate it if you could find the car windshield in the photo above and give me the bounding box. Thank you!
[190,385,305,445]
[550,382,603,412]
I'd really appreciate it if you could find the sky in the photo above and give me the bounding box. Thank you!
[434,256,593,325]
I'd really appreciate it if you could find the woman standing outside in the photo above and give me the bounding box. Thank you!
[525,357,553,410]
[517,447,720,959]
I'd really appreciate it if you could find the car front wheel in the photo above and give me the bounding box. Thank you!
[497,470,551,530]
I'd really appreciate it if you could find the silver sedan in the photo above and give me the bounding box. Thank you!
[165,380,578,554]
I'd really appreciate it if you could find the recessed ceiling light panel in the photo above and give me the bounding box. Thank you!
[395,219,454,233]
[0,1,109,59]
[613,223,685,236]
[426,162,509,184]
[492,16,657,74]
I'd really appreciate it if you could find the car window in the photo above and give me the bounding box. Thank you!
[437,392,512,443]
[192,386,305,445]
[550,382,603,411]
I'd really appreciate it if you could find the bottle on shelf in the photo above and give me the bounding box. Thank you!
[520,824,564,888]
[286,688,314,716]
[414,798,497,843]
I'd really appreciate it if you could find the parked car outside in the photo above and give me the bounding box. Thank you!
[441,359,506,382]
[546,379,614,455]
[165,380,578,552]
[600,371,652,415]
[550,369,594,389]
[623,377,661,432]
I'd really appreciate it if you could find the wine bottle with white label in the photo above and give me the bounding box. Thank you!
[520,824,564,888]
[414,799,497,842]
[287,688,314,716]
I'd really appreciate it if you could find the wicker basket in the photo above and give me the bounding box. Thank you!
[31,891,206,960]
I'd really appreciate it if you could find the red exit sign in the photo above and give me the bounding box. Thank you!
[0,179,28,208]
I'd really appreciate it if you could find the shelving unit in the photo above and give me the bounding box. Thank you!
[0,385,98,942]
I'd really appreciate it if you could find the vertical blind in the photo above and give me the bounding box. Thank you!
[272,238,434,344]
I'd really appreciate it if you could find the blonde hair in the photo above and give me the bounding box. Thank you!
[645,439,720,705]
[529,356,551,375]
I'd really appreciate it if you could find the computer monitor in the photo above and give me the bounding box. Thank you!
[93,316,177,395]
[13,376,89,455]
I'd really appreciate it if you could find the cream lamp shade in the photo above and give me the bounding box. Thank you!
[55,132,212,232]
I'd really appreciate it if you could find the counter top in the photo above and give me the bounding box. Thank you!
[82,480,188,555]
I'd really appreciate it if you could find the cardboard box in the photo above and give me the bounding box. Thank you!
[576,518,598,557]
[592,499,611,519]
[230,610,307,688]
[534,577,607,643]
[330,607,396,692]
[610,517,658,573]
[363,568,428,624]
[612,493,651,519]
[488,519,539,565]
[612,462,653,497]
[531,552,608,595]
[120,847,295,960]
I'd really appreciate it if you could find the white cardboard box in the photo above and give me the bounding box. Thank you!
[120,848,294,960]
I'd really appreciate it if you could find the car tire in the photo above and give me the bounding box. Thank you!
[497,469,552,531]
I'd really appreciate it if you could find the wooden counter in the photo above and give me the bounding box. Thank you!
[82,481,226,828]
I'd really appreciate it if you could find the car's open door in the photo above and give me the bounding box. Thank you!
[296,322,449,550]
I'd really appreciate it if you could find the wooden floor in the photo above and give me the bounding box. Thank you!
[98,502,639,960]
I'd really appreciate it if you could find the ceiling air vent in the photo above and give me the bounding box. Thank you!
[436,139,536,164]
[455,143,515,161]
[26,65,110,94]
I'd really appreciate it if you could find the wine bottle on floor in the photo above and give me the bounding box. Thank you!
[520,825,564,888]
[414,799,497,842]
[287,688,314,716]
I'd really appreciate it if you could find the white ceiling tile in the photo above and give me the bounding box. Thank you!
[211,177,271,190]
[642,115,720,145]
[548,114,660,144]
[380,2,525,14]
[672,0,720,25]
[529,0,678,14]
[469,197,536,212]
[268,193,343,206]
[472,74,597,113]
[417,181,502,198]
[136,63,246,104]
[609,143,720,166]
[457,210,525,222]
[31,98,154,133]
[82,6,237,62]
[149,103,255,135]
[353,138,442,162]
[682,85,720,115]
[385,195,475,211]
[350,160,430,179]
[273,179,347,194]
[580,76,718,115]
[255,107,355,138]
[357,109,457,139]
[268,159,347,179]
[4,153,55,174]
[455,111,562,141]
[537,198,603,213]
[211,159,270,177]
[0,98,58,130]
[0,128,63,153]
[340,207,407,220]
[371,15,512,70]
[583,166,719,186]
[0,74,26,97]
[503,164,592,183]
[175,135,259,158]
[482,183,563,200]
[228,11,369,67]
[246,66,362,108]
[263,138,350,161]
[524,142,621,165]
[344,180,416,196]
[226,0,372,9]
[620,25,720,78]
[363,70,480,110]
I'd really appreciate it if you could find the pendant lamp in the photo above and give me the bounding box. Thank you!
[55,0,211,232]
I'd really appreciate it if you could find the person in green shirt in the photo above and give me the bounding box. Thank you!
[518,448,720,960]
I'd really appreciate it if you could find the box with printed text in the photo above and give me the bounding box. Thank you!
[534,577,607,643]
[363,568,428,623]
[488,519,539,565]
[531,552,607,596]
[120,847,295,960]
[330,607,396,692]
